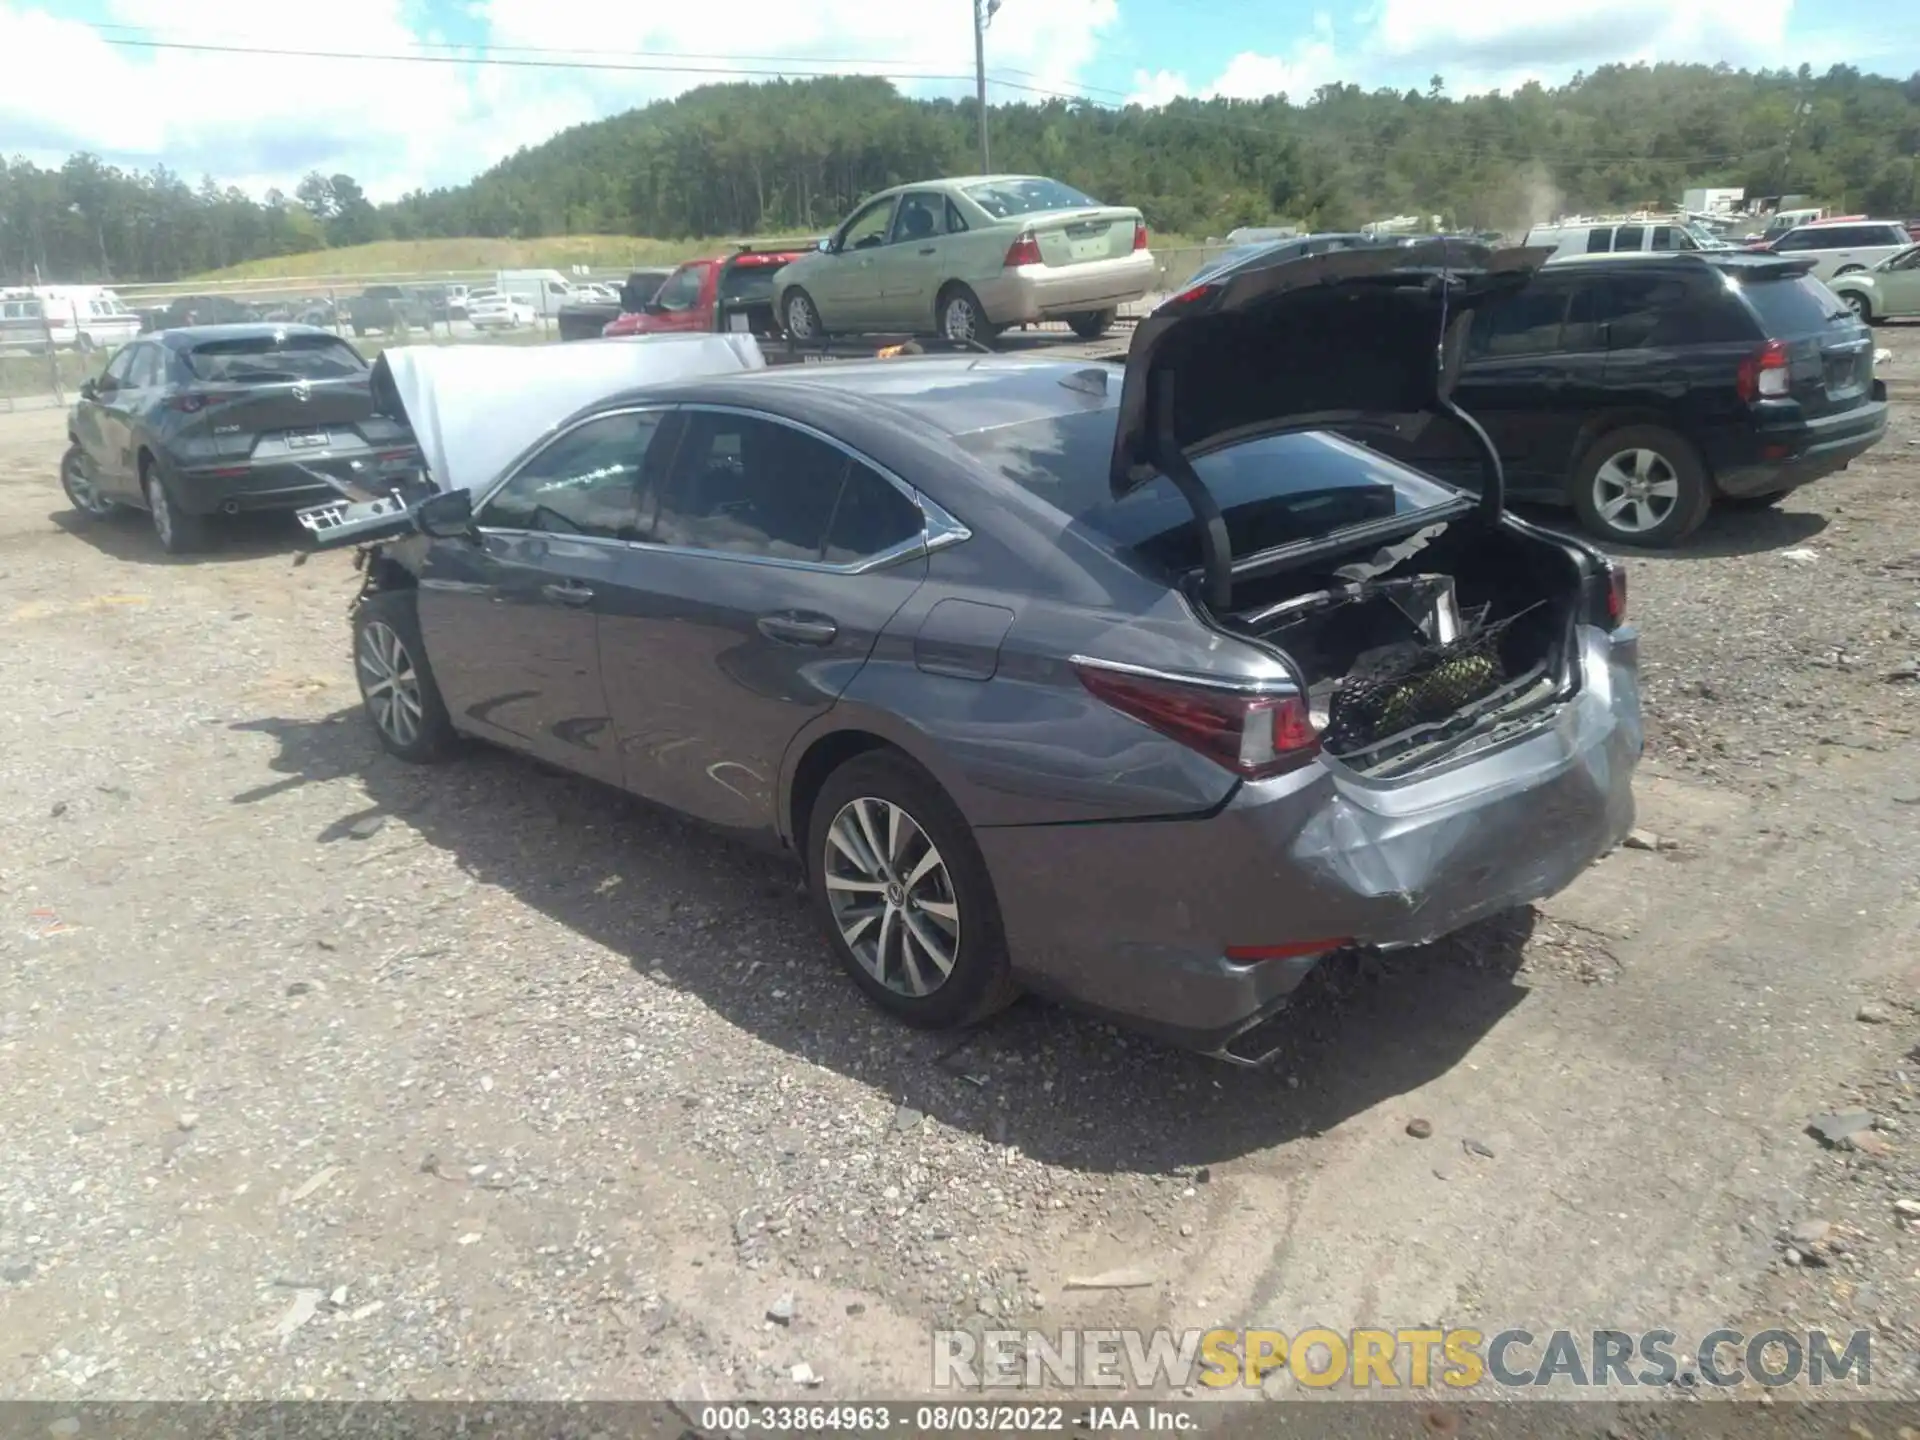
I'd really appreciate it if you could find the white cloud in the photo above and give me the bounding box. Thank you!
[1127,37,1338,106]
[0,0,1118,199]
[1373,0,1795,76]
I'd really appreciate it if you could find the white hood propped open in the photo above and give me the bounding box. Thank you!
[371,334,766,493]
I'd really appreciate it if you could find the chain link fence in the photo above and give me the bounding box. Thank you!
[2,245,1234,413]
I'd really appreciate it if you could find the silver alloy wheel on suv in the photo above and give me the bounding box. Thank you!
[784,291,819,341]
[60,447,113,518]
[822,795,961,999]
[1590,448,1681,535]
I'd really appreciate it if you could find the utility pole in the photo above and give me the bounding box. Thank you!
[974,0,999,172]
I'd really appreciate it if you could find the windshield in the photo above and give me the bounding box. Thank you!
[1737,273,1852,333]
[1683,224,1730,250]
[186,334,368,382]
[963,177,1100,219]
[719,264,783,304]
[956,408,1457,572]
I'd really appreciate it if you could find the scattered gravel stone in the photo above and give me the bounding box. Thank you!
[345,813,387,840]
[1624,829,1662,851]
[1063,1266,1155,1291]
[1462,1138,1495,1158]
[891,1103,924,1134]
[1789,1219,1832,1246]
[767,1293,796,1325]
[285,981,313,997]
[1406,1118,1434,1139]
[1858,1002,1896,1024]
[69,1118,103,1136]
[1894,1199,1920,1218]
[2,1262,34,1284]
[791,1362,822,1387]
[1812,1111,1875,1147]
[49,801,67,817]
[176,1113,199,1132]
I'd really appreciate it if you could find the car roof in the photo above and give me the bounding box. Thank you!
[153,322,341,348]
[638,355,1120,438]
[1544,251,1805,274]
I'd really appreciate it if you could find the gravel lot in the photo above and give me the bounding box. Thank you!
[3,333,1920,1404]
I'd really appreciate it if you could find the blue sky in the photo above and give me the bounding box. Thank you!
[2,0,1916,201]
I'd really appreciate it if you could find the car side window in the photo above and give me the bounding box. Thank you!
[1560,284,1606,351]
[891,192,947,244]
[945,198,970,234]
[127,347,165,387]
[99,345,138,391]
[478,410,664,539]
[822,462,925,565]
[840,199,897,251]
[653,265,704,312]
[1890,248,1920,272]
[1598,275,1689,349]
[1585,228,1614,253]
[1773,230,1812,252]
[1650,226,1680,251]
[652,412,850,561]
[1468,286,1570,358]
[1613,225,1645,252]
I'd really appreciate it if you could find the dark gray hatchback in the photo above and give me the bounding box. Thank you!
[61,323,419,554]
[328,243,1644,1063]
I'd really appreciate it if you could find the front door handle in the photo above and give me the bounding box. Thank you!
[541,581,594,607]
[757,611,838,646]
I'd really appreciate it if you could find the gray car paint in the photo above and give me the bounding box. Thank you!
[383,348,1638,1057]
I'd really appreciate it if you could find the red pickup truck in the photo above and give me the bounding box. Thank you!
[602,246,808,340]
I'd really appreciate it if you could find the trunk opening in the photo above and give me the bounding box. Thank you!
[1207,521,1584,777]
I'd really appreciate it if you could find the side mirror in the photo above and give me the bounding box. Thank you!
[415,487,474,539]
[78,378,98,400]
[817,237,835,254]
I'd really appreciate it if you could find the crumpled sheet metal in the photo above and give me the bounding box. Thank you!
[1287,625,1640,947]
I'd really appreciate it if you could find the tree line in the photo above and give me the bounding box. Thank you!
[5,62,1919,284]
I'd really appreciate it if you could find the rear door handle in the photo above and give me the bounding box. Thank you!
[541,581,594,607]
[757,611,838,645]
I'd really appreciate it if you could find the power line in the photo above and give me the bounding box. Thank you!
[87,29,1775,168]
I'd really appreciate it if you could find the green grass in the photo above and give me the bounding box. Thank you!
[188,235,749,283]
[0,349,97,403]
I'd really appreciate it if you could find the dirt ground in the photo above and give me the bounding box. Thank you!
[3,335,1920,1409]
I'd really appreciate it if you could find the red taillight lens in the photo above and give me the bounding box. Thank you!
[166,393,210,413]
[1226,938,1353,963]
[1607,563,1627,625]
[1735,339,1789,403]
[1133,220,1149,252]
[1074,663,1319,778]
[1003,231,1043,268]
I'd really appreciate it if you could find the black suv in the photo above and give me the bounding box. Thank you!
[1395,251,1888,546]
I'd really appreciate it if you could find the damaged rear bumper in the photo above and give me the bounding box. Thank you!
[975,623,1641,1062]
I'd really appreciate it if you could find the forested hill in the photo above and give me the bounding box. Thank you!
[391,66,1920,242]
[5,63,1919,284]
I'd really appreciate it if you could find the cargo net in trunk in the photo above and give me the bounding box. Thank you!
[1322,615,1519,755]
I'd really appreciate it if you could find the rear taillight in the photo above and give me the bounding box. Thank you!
[1735,339,1790,402]
[1003,231,1043,268]
[1074,663,1319,778]
[1133,220,1149,252]
[1587,558,1627,629]
[166,393,211,413]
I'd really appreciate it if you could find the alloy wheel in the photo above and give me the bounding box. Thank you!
[1843,293,1870,321]
[1591,448,1680,535]
[62,451,111,517]
[823,796,960,999]
[146,475,174,548]
[357,619,425,748]
[786,294,816,340]
[941,295,978,344]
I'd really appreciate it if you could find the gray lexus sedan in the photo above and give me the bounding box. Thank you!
[331,242,1642,1064]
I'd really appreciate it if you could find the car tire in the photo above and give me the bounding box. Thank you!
[1067,308,1116,339]
[351,591,456,763]
[1841,291,1873,323]
[141,455,212,555]
[1569,426,1712,548]
[783,289,824,342]
[937,285,1000,348]
[60,444,116,520]
[806,750,1019,1031]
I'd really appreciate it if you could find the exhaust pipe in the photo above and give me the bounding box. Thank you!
[220,499,241,516]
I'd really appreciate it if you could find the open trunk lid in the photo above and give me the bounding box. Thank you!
[1107,239,1548,609]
